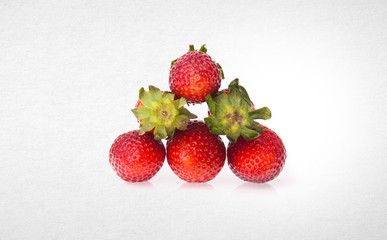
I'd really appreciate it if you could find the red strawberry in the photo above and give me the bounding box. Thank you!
[132,86,197,140]
[109,130,165,182]
[227,125,286,183]
[169,44,224,103]
[166,120,226,182]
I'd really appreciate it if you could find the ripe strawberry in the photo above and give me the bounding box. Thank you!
[132,86,197,140]
[109,130,165,182]
[166,120,226,182]
[205,79,271,143]
[169,44,224,103]
[227,125,286,183]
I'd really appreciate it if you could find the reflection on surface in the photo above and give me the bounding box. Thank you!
[178,182,214,191]
[123,181,154,189]
[234,182,277,195]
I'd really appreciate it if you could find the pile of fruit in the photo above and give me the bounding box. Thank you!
[109,45,286,183]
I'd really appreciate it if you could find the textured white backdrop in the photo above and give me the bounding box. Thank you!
[1,0,387,239]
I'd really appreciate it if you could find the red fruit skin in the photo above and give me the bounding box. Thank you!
[207,89,255,116]
[109,131,165,182]
[169,51,222,103]
[227,125,286,183]
[166,120,226,182]
[135,100,145,108]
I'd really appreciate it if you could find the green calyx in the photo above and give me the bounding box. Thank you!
[204,79,271,143]
[132,86,197,140]
[170,44,225,79]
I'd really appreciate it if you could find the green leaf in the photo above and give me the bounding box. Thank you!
[173,115,190,130]
[204,116,227,135]
[214,92,230,107]
[212,93,230,118]
[178,107,197,119]
[162,91,175,101]
[189,44,195,51]
[138,88,154,107]
[240,99,251,112]
[148,85,162,101]
[138,118,155,135]
[228,83,242,106]
[247,120,265,132]
[238,85,252,111]
[217,63,225,79]
[214,107,227,119]
[229,78,239,88]
[210,127,226,135]
[165,125,175,140]
[248,107,272,120]
[204,116,218,128]
[199,44,207,53]
[205,95,216,115]
[240,127,259,140]
[227,132,241,143]
[154,125,167,140]
[173,97,187,109]
[131,107,152,119]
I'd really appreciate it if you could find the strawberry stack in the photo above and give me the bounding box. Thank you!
[109,45,286,183]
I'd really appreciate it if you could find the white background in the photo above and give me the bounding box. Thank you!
[1,0,387,239]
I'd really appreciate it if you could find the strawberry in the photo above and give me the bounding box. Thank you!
[227,125,286,183]
[166,120,226,182]
[205,79,271,143]
[132,86,197,140]
[109,130,165,182]
[169,44,224,103]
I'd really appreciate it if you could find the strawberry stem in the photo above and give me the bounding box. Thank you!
[199,44,207,53]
